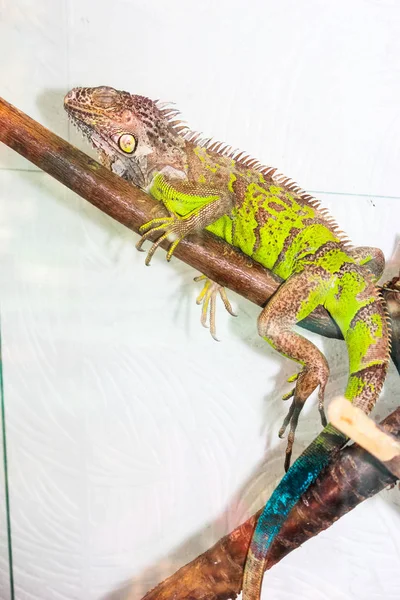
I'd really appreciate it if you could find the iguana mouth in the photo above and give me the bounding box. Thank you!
[65,92,114,153]
[66,111,105,151]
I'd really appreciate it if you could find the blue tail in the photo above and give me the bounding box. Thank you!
[242,424,346,600]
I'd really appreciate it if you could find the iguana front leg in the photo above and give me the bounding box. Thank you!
[258,268,330,471]
[136,174,234,265]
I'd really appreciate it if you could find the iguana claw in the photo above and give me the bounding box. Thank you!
[136,214,190,265]
[194,275,237,341]
[279,367,328,471]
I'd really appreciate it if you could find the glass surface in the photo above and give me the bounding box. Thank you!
[1,2,400,599]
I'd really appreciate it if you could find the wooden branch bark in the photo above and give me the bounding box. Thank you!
[329,397,400,478]
[139,405,400,600]
[1,96,400,600]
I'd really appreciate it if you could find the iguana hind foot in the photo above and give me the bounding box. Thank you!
[279,366,328,470]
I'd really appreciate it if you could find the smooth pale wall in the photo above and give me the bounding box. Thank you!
[1,1,400,599]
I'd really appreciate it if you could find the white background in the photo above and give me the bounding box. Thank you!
[1,1,400,599]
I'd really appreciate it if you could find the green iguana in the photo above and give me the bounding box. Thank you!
[64,86,391,600]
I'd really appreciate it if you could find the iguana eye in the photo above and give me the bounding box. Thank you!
[118,133,137,154]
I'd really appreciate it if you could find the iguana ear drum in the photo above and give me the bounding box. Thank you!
[118,133,137,154]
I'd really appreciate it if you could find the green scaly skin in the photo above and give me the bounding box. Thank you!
[64,86,390,600]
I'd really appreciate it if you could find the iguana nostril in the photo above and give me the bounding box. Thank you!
[64,88,78,106]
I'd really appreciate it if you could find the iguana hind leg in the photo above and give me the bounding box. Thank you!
[193,247,383,343]
[258,268,330,471]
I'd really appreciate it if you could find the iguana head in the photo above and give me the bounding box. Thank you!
[64,86,186,187]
